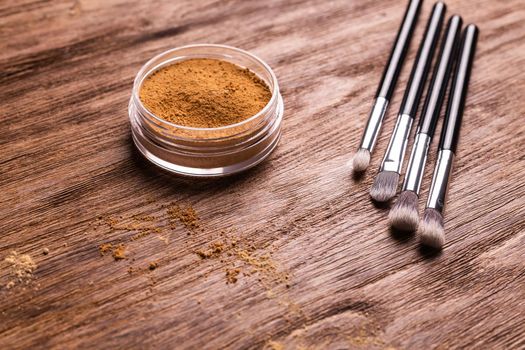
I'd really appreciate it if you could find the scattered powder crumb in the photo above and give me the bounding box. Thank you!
[5,251,37,279]
[149,262,159,271]
[105,216,120,229]
[167,203,200,230]
[99,243,113,255]
[194,236,289,288]
[104,216,155,232]
[112,244,127,260]
[131,228,160,241]
[42,248,49,255]
[196,241,226,259]
[131,230,150,241]
[99,243,126,260]
[94,203,293,298]
[4,251,37,288]
[132,214,156,222]
[226,268,240,284]
[237,250,275,272]
[94,202,197,264]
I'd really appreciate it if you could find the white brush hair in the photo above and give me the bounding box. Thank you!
[351,148,370,172]
[370,171,399,202]
[389,190,419,231]
[419,208,445,249]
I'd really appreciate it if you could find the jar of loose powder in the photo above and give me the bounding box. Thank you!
[128,44,284,177]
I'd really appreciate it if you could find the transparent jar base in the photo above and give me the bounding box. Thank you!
[130,95,283,177]
[128,44,284,178]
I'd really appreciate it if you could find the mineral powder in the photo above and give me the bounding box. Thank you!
[139,58,272,128]
[4,251,37,288]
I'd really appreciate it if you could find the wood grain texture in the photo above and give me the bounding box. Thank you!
[1,0,524,349]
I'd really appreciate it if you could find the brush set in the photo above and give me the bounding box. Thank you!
[351,0,478,250]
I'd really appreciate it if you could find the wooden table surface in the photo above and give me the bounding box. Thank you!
[1,0,524,349]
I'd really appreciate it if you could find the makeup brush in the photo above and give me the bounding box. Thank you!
[389,15,463,231]
[370,2,445,202]
[351,0,422,172]
[419,24,479,249]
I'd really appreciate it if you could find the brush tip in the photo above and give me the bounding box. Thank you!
[370,171,399,202]
[418,208,445,249]
[351,149,370,172]
[389,190,419,231]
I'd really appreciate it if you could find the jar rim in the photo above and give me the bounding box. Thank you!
[132,44,280,132]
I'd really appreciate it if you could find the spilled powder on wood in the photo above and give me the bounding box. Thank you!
[112,244,127,260]
[4,251,37,288]
[226,268,241,284]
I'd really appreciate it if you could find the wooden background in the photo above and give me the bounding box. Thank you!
[1,0,524,349]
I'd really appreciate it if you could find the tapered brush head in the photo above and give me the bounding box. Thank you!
[351,148,370,172]
[389,190,419,231]
[418,208,445,249]
[370,171,399,202]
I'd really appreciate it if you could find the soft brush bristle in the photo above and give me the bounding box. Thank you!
[418,208,445,249]
[370,171,399,202]
[351,149,370,172]
[389,190,419,231]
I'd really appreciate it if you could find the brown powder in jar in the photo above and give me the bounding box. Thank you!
[139,58,272,128]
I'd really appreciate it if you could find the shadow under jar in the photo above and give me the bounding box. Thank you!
[128,44,284,178]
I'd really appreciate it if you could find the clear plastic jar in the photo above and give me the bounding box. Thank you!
[128,44,284,177]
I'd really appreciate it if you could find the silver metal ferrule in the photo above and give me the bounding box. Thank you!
[359,97,389,152]
[402,133,431,194]
[427,149,455,212]
[380,113,413,173]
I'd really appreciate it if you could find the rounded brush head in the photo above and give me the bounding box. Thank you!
[418,208,445,248]
[389,190,419,231]
[370,171,399,202]
[351,148,371,172]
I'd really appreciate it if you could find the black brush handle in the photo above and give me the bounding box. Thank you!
[375,0,422,100]
[400,2,446,117]
[417,15,463,136]
[439,24,479,153]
